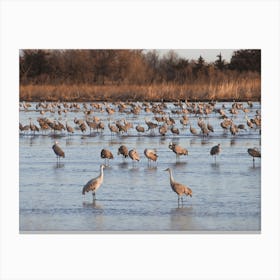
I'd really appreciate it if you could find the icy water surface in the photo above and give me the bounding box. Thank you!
[19,101,261,232]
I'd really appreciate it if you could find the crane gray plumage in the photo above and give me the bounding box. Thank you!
[159,124,168,136]
[101,149,114,166]
[118,145,129,158]
[129,149,140,165]
[248,148,261,165]
[190,125,198,135]
[144,148,158,165]
[136,124,145,134]
[52,141,65,161]
[108,122,119,136]
[66,121,74,135]
[171,126,180,135]
[168,142,188,161]
[82,164,105,200]
[210,143,221,163]
[164,167,192,205]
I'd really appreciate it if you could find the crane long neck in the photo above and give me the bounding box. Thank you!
[100,166,104,180]
[169,169,175,184]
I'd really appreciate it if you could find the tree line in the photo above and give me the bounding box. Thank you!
[20,49,261,86]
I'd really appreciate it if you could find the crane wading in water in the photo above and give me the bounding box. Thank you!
[248,148,261,166]
[52,141,65,162]
[82,164,105,200]
[101,149,114,166]
[144,148,158,166]
[168,142,188,162]
[164,167,192,206]
[210,143,221,164]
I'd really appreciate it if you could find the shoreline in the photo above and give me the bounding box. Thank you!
[20,82,261,103]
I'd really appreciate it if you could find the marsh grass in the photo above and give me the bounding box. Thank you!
[20,78,260,102]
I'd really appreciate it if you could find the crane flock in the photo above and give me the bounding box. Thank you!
[21,100,261,204]
[19,100,261,138]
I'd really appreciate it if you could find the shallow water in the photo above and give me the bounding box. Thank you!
[19,101,261,232]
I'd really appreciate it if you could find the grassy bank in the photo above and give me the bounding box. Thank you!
[20,79,261,102]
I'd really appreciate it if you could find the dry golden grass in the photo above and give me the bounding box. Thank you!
[20,79,261,102]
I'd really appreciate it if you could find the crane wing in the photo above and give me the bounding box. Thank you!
[52,145,65,157]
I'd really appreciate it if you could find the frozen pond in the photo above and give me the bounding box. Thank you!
[19,101,261,232]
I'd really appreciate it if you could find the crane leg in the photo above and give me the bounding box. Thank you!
[92,192,96,201]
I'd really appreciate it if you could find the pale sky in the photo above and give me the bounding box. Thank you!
[155,49,236,62]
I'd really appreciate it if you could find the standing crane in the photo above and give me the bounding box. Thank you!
[144,148,158,166]
[52,141,65,162]
[168,142,188,161]
[82,164,105,200]
[210,143,221,164]
[101,149,114,166]
[164,167,192,206]
[248,148,261,166]
[118,145,129,159]
[128,149,140,166]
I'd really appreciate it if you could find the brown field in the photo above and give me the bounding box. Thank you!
[20,79,261,102]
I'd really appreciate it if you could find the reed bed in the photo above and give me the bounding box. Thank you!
[20,78,261,102]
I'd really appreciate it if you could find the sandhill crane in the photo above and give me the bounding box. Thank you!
[101,149,114,166]
[238,124,246,131]
[248,148,261,165]
[201,124,209,137]
[108,122,119,136]
[52,141,65,162]
[74,117,84,126]
[97,121,105,133]
[129,149,140,166]
[82,164,105,200]
[106,107,115,115]
[79,122,87,133]
[246,116,254,129]
[210,143,221,164]
[247,101,253,108]
[180,115,189,127]
[136,124,145,134]
[29,118,39,135]
[144,148,158,166]
[168,142,188,161]
[159,124,168,136]
[145,118,158,133]
[197,117,205,129]
[171,126,180,135]
[118,145,129,159]
[86,119,98,134]
[220,118,232,132]
[20,123,30,134]
[36,118,48,134]
[230,124,239,136]
[57,120,66,131]
[66,121,74,135]
[164,167,192,206]
[190,125,198,136]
